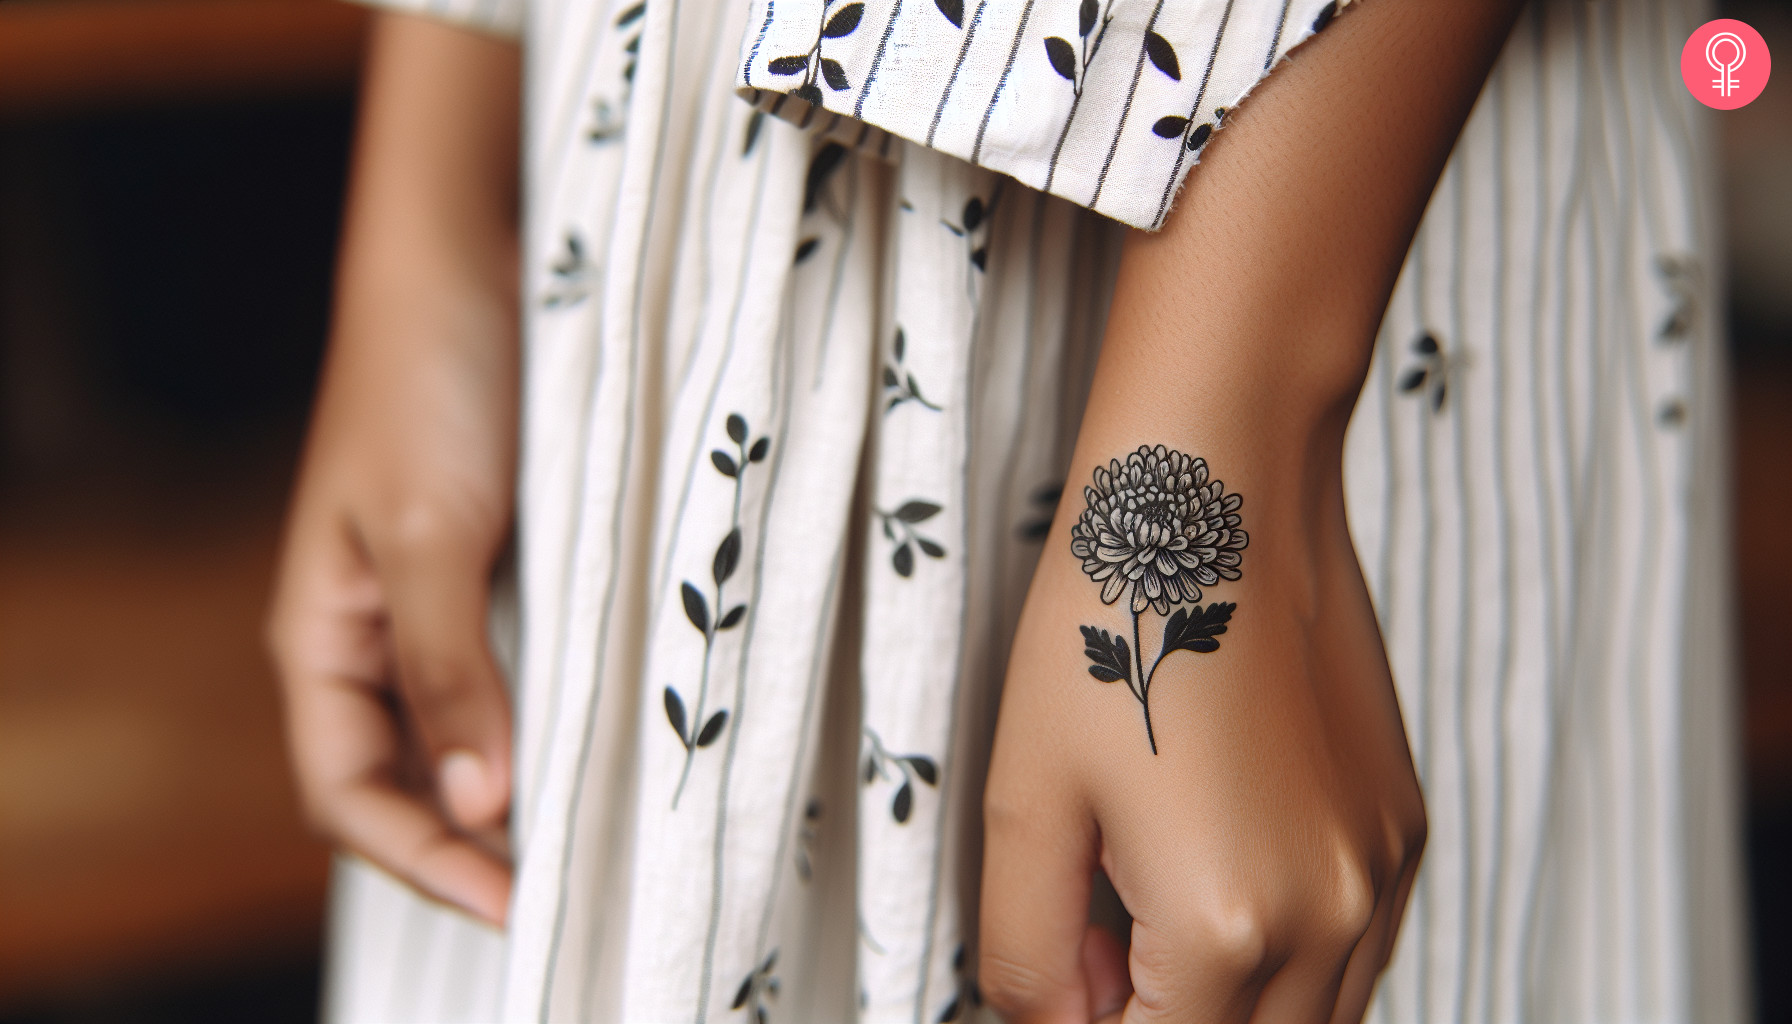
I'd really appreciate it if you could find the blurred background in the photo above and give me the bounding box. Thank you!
[0,0,1786,1021]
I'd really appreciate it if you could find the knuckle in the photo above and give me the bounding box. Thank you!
[1153,898,1271,978]
[383,500,466,558]
[1318,862,1378,949]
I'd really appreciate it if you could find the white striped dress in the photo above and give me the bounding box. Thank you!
[322,0,1751,1020]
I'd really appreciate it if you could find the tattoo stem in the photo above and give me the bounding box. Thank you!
[1132,608,1157,755]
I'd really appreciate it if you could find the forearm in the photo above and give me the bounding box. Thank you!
[1069,0,1524,596]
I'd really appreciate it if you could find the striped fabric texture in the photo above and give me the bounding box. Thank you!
[324,0,1750,1021]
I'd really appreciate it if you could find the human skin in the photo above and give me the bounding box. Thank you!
[266,0,1522,1010]
[977,1,1524,1022]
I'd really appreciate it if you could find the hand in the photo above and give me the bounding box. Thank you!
[265,11,522,926]
[979,478,1425,1023]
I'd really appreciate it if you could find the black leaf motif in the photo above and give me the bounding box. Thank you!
[1160,602,1233,658]
[711,449,738,477]
[1144,31,1180,80]
[748,437,770,462]
[718,604,747,630]
[895,500,942,522]
[1399,367,1428,392]
[1187,122,1213,151]
[1414,331,1440,355]
[938,996,961,1023]
[883,366,900,387]
[1153,115,1189,138]
[1079,625,1131,684]
[615,0,646,26]
[803,141,848,212]
[727,412,748,443]
[625,34,641,53]
[796,82,824,105]
[742,109,765,155]
[682,581,710,634]
[970,247,987,271]
[935,0,963,28]
[1432,380,1448,412]
[862,755,878,784]
[713,528,742,585]
[794,237,821,263]
[768,54,810,75]
[696,710,729,748]
[821,57,851,90]
[962,197,984,231]
[1313,0,1337,32]
[732,975,754,1010]
[893,327,906,360]
[665,687,690,747]
[916,537,945,558]
[756,1007,768,1024]
[892,781,914,822]
[906,756,939,785]
[1078,0,1098,36]
[1044,36,1076,81]
[892,542,914,577]
[822,2,864,37]
[623,60,637,82]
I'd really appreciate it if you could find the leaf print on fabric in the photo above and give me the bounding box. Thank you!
[730,949,780,1023]
[1654,253,1699,341]
[794,798,823,881]
[874,500,947,577]
[861,728,939,824]
[939,182,1002,274]
[541,231,594,308]
[935,944,983,1022]
[742,108,766,156]
[1312,0,1338,31]
[669,413,772,807]
[764,0,865,104]
[1041,0,1114,191]
[883,327,943,414]
[1397,330,1456,413]
[1069,445,1247,753]
[935,0,965,28]
[1016,481,1063,541]
[803,141,849,216]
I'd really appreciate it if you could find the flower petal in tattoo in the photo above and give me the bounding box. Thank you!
[1070,445,1245,753]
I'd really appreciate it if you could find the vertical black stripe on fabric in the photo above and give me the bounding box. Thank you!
[1602,4,1669,1006]
[926,0,989,147]
[1089,0,1174,210]
[855,0,908,120]
[969,0,1039,166]
[1481,52,1518,1024]
[812,156,866,389]
[1148,0,1234,229]
[1446,139,1477,1024]
[743,0,777,84]
[539,0,689,1011]
[912,164,995,1024]
[1262,0,1292,72]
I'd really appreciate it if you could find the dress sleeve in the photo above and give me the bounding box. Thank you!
[734,0,1349,230]
[349,0,526,39]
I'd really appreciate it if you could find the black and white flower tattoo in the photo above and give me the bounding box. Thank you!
[1070,445,1246,753]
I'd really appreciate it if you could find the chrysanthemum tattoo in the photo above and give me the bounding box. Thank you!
[1070,445,1247,753]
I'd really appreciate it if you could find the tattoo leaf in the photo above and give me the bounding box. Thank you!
[665,687,690,748]
[894,500,941,523]
[1160,602,1234,658]
[696,710,729,748]
[768,54,809,75]
[822,2,864,37]
[892,780,914,822]
[906,755,938,785]
[1044,36,1076,81]
[711,449,739,477]
[714,527,742,585]
[1144,31,1181,80]
[1079,625,1131,684]
[681,581,710,635]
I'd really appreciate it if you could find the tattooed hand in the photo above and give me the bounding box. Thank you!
[976,0,1525,1015]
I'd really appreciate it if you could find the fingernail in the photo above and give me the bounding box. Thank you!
[438,749,492,827]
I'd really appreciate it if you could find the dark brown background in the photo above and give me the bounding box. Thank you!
[0,0,1786,1020]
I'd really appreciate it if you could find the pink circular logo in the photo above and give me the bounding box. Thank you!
[1682,19,1770,109]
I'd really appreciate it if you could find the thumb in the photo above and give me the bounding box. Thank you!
[979,783,1099,1023]
[375,520,514,833]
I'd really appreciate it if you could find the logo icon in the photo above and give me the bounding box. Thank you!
[1682,19,1770,109]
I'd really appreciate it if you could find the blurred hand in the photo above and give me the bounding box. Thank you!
[265,12,521,926]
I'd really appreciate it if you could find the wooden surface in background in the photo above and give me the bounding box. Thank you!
[0,0,369,114]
